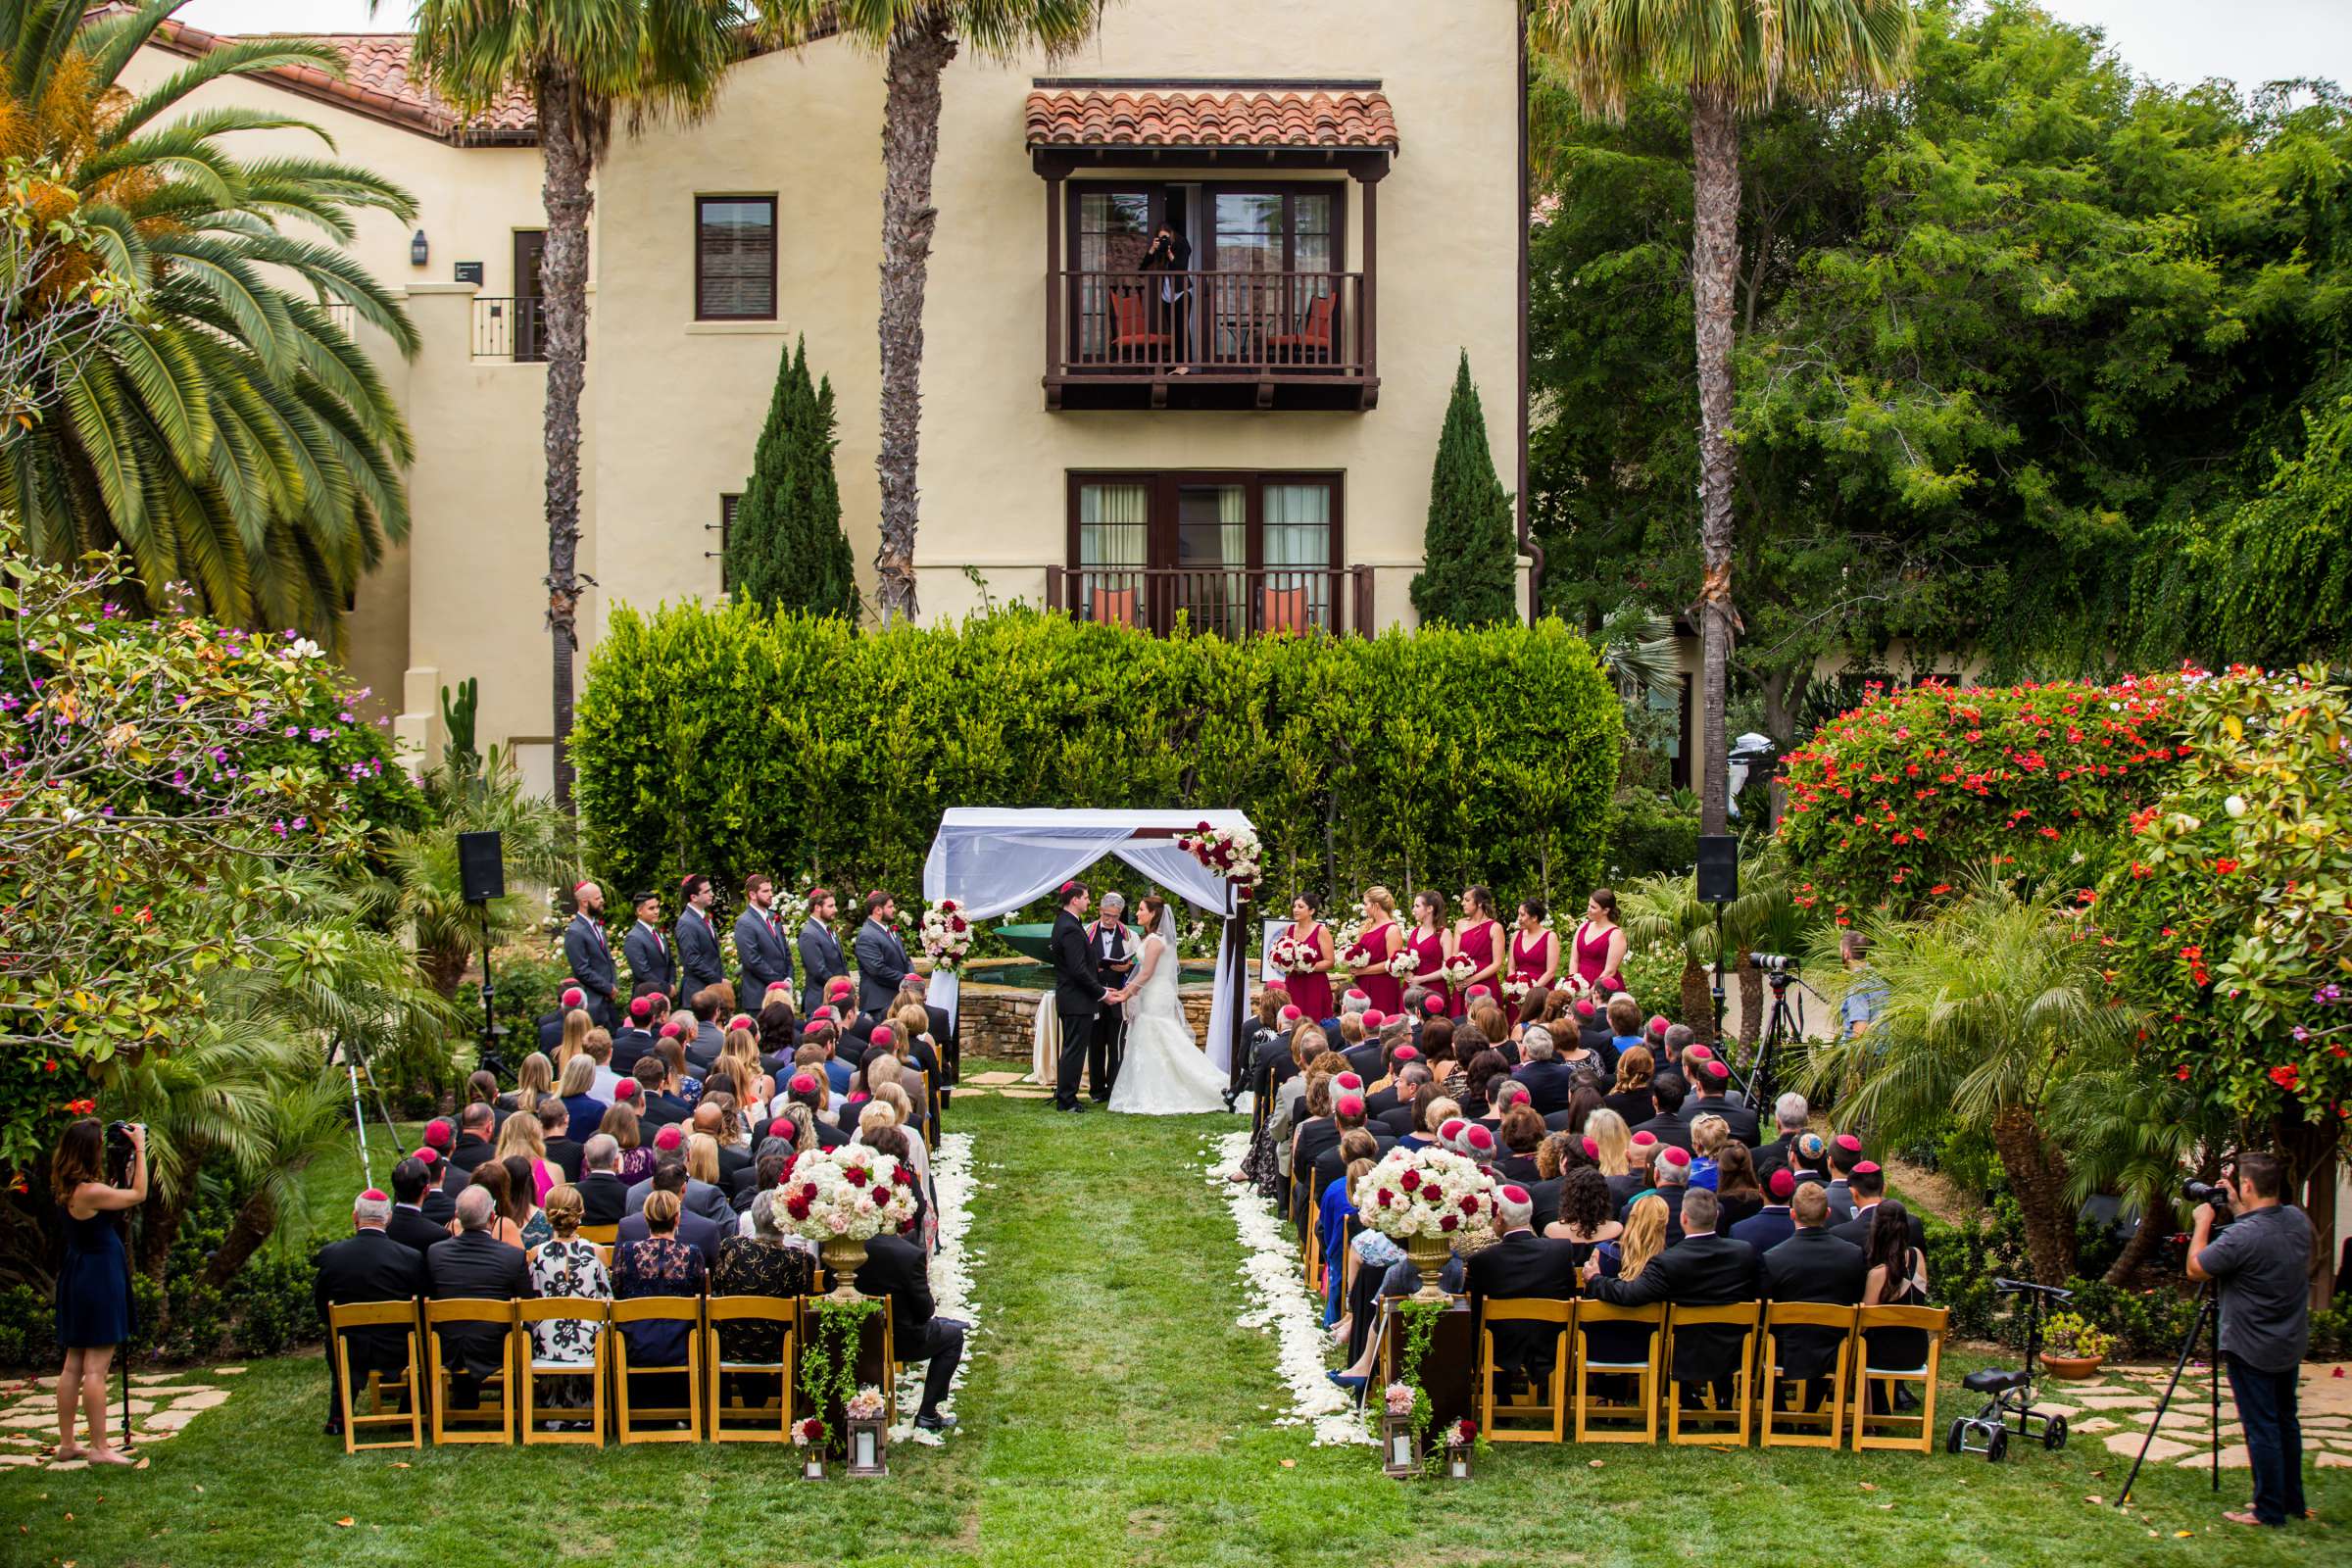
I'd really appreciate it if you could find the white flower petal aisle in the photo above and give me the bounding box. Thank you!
[893,1131,982,1446]
[1204,1130,1372,1446]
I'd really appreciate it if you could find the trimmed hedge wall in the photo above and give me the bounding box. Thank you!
[572,607,1622,913]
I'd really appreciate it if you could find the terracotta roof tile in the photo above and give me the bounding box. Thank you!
[1024,87,1398,152]
[148,20,536,141]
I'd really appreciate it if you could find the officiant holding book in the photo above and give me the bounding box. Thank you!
[1090,892,1139,1103]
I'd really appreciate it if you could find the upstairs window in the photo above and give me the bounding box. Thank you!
[697,196,776,320]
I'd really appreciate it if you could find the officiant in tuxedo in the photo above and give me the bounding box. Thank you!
[1051,881,1125,1112]
[1089,892,1140,1103]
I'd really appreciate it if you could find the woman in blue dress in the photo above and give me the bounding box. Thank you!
[51,1117,146,1465]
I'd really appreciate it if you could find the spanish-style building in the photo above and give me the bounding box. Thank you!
[126,1,1529,786]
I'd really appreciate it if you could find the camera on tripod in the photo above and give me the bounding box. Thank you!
[1747,953,1800,976]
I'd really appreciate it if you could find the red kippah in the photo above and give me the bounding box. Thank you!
[1468,985,1493,999]
[827,976,854,996]
[1835,1133,1864,1153]
[1499,1184,1531,1205]
[360,1188,388,1202]
[870,1025,895,1047]
[1361,1010,1385,1029]
[813,1005,837,1022]
[660,1020,683,1039]
[1337,1094,1365,1117]
[1574,1000,1596,1017]
[1647,1015,1670,1032]
[1394,1045,1420,1061]
[1704,1060,1730,1080]
[1769,1169,1797,1199]
[562,988,584,1007]
[1631,1131,1657,1147]
[1465,1124,1495,1151]
[654,1125,684,1151]
[1581,1136,1599,1158]
[1422,994,1446,1014]
[1335,1072,1363,1091]
[1439,1118,1467,1141]
[1660,1146,1690,1167]
[630,996,652,1019]
[412,1146,438,1165]
[422,1119,452,1148]
[1345,988,1368,1002]
[1684,1043,1713,1061]
[728,1014,754,1032]
[789,1073,818,1095]
[1852,1160,1882,1175]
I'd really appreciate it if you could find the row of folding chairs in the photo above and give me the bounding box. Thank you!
[327,1293,894,1452]
[1377,1295,1947,1451]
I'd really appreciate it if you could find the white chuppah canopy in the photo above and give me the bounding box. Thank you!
[921,808,1258,1076]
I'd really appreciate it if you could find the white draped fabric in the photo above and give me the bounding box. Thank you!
[921,808,1258,1075]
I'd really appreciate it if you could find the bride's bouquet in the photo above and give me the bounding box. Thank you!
[1441,953,1478,989]
[1174,821,1264,888]
[776,1145,919,1242]
[919,898,974,971]
[1351,1146,1499,1245]
[1385,947,1421,980]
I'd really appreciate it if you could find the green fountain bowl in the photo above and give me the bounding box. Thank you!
[992,923,1059,963]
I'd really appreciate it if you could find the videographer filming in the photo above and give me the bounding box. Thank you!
[2186,1151,2313,1529]
[50,1116,147,1466]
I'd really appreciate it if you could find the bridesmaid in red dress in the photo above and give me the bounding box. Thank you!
[1568,888,1630,995]
[1447,885,1505,1018]
[1405,891,1451,1014]
[1507,895,1561,995]
[1278,893,1335,1021]
[1346,886,1405,1015]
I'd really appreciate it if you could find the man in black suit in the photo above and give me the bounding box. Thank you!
[623,891,675,1000]
[673,873,727,1006]
[314,1189,428,1434]
[1633,1070,1696,1152]
[733,873,795,1018]
[425,1187,531,1407]
[1731,1168,1799,1254]
[616,1158,726,1265]
[731,1141,792,1208]
[628,1056,687,1129]
[1688,1060,1760,1145]
[1821,1134,1865,1223]
[1585,1186,1759,1409]
[1049,882,1115,1112]
[852,1231,966,1431]
[575,1135,629,1226]
[1575,999,1614,1058]
[562,881,619,1028]
[1089,894,1138,1103]
[1512,1025,1577,1117]
[612,991,660,1076]
[763,1071,851,1150]
[798,888,850,1018]
[1371,1063,1431,1136]
[1465,1185,1583,1384]
[1829,1163,1925,1252]
[1761,1181,1868,1410]
[385,1157,450,1257]
[853,890,915,1021]
[1751,1092,1810,1181]
[442,1104,499,1190]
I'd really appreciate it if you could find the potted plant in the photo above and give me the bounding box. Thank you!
[1380,1382,1420,1478]
[2039,1312,2113,1379]
[845,1387,889,1477]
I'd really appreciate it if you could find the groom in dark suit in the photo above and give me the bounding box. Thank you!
[1051,881,1123,1112]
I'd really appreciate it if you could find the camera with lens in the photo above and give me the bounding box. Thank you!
[1747,953,1800,974]
[104,1119,137,1183]
[2183,1178,2233,1213]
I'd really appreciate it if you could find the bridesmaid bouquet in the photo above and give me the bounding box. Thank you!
[1269,935,1310,975]
[1442,954,1478,988]
[1385,948,1421,980]
[1501,974,1534,1005]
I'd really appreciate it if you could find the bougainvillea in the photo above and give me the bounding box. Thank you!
[1775,675,2192,919]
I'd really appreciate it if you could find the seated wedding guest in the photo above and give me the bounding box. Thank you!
[1602,1044,1657,1130]
[1542,1165,1623,1266]
[464,1159,526,1249]
[466,1070,510,1139]
[445,1104,500,1188]
[1585,1107,1634,1201]
[1753,1093,1811,1179]
[1484,1078,1532,1130]
[525,1185,610,1416]
[1633,1070,1695,1152]
[1649,1145,1692,1241]
[1858,1199,1930,1410]
[658,1033,703,1102]
[1713,1141,1767,1232]
[851,1222,966,1432]
[1280,1069,1336,1210]
[1605,995,1646,1060]
[1512,1025,1576,1116]
[684,987,728,1069]
[1547,1080,1604,1137]
[773,1071,851,1149]
[1372,1064,1432,1137]
[1660,1022,1697,1074]
[677,1133,741,1226]
[1397,1095,1458,1154]
[1466,1184,1582,1386]
[1831,1162,1925,1251]
[1460,1121,1499,1168]
[1290,1081,1347,1236]
[1496,1105,1546,1185]
[1317,1128,1381,1325]
[612,1189,706,1405]
[612,993,659,1076]
[495,1110,560,1204]
[1758,1180,1866,1409]
[599,1102,655,1185]
[502,1154,552,1249]
[387,1157,449,1257]
[426,1187,531,1407]
[1526,1132,1580,1230]
[1469,1002,1515,1066]
[315,1189,426,1436]
[1585,1187,1759,1409]
[1555,1017,1614,1083]
[1822,1133,1865,1220]
[1690,1114,1730,1190]
[631,1057,687,1131]
[1417,1016,1457,1082]
[558,1054,608,1144]
[538,1100,583,1185]
[1582,1194,1668,1386]
[617,1158,725,1266]
[757,999,799,1074]
[1788,1131,1832,1187]
[712,1192,818,1348]
[502,1053,557,1123]
[413,1149,458,1228]
[863,1124,933,1250]
[690,1103,754,1188]
[1645,1013,1672,1057]
[1690,1059,1760,1144]
[1733,1168,1799,1252]
[1459,1049,1510,1119]
[1575,998,1614,1057]
[575,1135,629,1226]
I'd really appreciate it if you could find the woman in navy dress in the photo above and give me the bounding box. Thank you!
[51,1117,146,1465]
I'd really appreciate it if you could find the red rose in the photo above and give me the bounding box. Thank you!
[1439,1214,1459,1233]
[2270,1064,2301,1092]
[844,1164,868,1187]
[1458,1195,1478,1214]
[1376,1189,1394,1207]
[892,1164,911,1185]
[1422,1186,1443,1204]
[1398,1169,1420,1193]
[786,1197,810,1220]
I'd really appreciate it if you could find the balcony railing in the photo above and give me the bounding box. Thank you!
[471,296,546,362]
[1046,269,1374,410]
[1046,565,1375,639]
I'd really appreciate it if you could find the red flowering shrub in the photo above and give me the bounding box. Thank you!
[1775,675,2192,918]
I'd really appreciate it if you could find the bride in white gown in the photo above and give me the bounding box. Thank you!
[1107,895,1230,1115]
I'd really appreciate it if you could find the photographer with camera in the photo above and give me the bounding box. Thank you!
[2186,1152,2314,1528]
[49,1116,146,1466]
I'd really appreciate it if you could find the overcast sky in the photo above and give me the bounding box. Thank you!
[173,0,2352,94]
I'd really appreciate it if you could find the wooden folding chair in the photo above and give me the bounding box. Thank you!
[1759,1302,1856,1449]
[1572,1300,1663,1444]
[612,1297,706,1443]
[1304,1190,1324,1295]
[424,1298,516,1445]
[1476,1298,1574,1443]
[1664,1301,1759,1446]
[514,1298,608,1446]
[577,1223,619,1247]
[706,1295,800,1443]
[1851,1305,1946,1453]
[328,1299,422,1453]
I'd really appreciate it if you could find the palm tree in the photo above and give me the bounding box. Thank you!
[379,745,574,995]
[0,0,419,641]
[407,1,757,812]
[1619,866,1785,1046]
[1533,1,1918,835]
[1802,869,2139,1285]
[768,0,1108,622]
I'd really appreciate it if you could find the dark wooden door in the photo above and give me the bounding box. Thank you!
[512,229,546,362]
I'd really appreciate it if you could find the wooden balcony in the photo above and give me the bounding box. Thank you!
[1046,564,1375,638]
[1045,270,1376,411]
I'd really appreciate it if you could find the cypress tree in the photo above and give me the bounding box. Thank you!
[1408,351,1518,627]
[726,337,859,617]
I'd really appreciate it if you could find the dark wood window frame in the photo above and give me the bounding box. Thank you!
[1064,469,1347,572]
[710,492,741,592]
[694,194,778,321]
[1061,178,1348,274]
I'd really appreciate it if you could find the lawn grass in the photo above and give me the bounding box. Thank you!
[6,1093,2344,1568]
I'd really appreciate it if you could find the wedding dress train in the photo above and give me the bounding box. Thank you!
[1107,921,1227,1115]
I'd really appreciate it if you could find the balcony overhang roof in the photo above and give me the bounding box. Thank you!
[1025,81,1396,177]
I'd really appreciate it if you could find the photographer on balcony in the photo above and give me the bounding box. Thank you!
[2186,1152,2314,1529]
[49,1116,147,1466]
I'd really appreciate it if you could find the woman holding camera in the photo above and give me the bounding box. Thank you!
[51,1117,145,1465]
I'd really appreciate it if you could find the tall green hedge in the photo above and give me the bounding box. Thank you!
[572,607,1621,911]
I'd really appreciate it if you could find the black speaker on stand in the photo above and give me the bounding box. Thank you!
[1695,834,1739,1047]
[458,830,506,1075]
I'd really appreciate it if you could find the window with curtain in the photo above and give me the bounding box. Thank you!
[1261,483,1332,630]
[1067,473,1342,634]
[1077,481,1150,627]
[697,197,776,320]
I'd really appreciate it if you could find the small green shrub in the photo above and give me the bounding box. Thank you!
[1602,790,1700,881]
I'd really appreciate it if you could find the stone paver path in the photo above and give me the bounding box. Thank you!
[2022,1360,2352,1469]
[0,1366,244,1470]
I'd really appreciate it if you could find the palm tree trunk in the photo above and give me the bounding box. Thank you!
[872,16,957,624]
[1679,956,1716,1045]
[1990,1103,2077,1285]
[1689,84,1741,837]
[2101,1185,2172,1287]
[199,1188,278,1293]
[537,69,596,811]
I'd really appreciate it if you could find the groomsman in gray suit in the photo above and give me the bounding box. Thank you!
[798,887,849,1018]
[674,873,727,1004]
[854,890,914,1020]
[733,873,795,1012]
[562,880,618,1028]
[623,890,674,1000]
